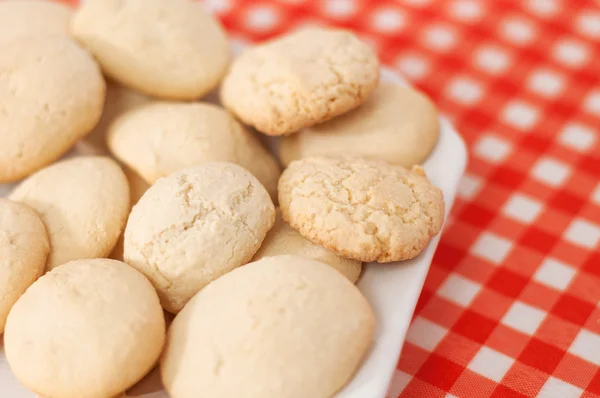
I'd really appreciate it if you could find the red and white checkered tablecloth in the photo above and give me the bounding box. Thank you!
[61,0,600,396]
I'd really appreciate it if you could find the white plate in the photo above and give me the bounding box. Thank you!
[0,67,467,398]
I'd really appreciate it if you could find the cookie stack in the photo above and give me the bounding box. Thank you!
[0,1,445,397]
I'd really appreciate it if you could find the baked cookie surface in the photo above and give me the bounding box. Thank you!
[124,162,275,313]
[0,36,105,182]
[253,209,362,282]
[4,258,165,398]
[9,156,130,270]
[221,27,379,136]
[281,83,439,167]
[107,102,280,201]
[0,0,74,43]
[72,0,230,100]
[161,255,374,398]
[279,157,445,262]
[0,199,49,333]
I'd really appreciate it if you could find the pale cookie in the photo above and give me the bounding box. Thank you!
[9,156,130,270]
[161,255,374,398]
[4,259,165,398]
[107,102,281,201]
[281,83,440,168]
[0,36,105,182]
[0,199,49,333]
[253,209,362,282]
[86,81,149,153]
[0,0,73,43]
[72,0,230,100]
[279,157,445,262]
[221,27,380,136]
[124,162,275,313]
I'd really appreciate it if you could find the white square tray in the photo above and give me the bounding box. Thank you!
[0,67,467,398]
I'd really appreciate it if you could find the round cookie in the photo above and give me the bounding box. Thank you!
[85,80,150,153]
[107,102,281,201]
[278,157,445,262]
[124,162,275,313]
[281,83,440,168]
[0,199,49,333]
[4,259,165,398]
[0,36,105,182]
[0,0,74,43]
[9,156,130,270]
[71,0,230,100]
[253,209,362,282]
[221,27,380,136]
[161,255,374,398]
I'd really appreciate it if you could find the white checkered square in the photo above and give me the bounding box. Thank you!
[527,69,565,98]
[471,232,513,265]
[526,0,559,18]
[553,39,590,68]
[474,134,512,163]
[559,123,597,152]
[396,54,430,80]
[564,218,600,249]
[569,329,600,366]
[501,301,546,335]
[538,377,584,398]
[592,183,600,206]
[437,273,482,307]
[474,45,511,75]
[387,370,412,397]
[500,17,537,45]
[405,316,448,351]
[534,258,576,291]
[458,173,483,200]
[448,0,483,22]
[501,101,539,130]
[584,90,600,116]
[531,157,571,187]
[467,346,514,382]
[577,11,600,39]
[446,77,484,105]
[422,25,458,52]
[502,193,543,223]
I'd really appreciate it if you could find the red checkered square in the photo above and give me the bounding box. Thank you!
[518,338,566,374]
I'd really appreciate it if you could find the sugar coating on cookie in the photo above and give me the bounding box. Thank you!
[161,255,374,398]
[221,27,380,136]
[4,259,165,398]
[281,83,440,168]
[253,209,362,282]
[279,157,445,262]
[0,0,74,43]
[72,0,230,100]
[9,156,130,270]
[107,102,280,201]
[0,36,105,182]
[0,199,48,333]
[124,162,275,313]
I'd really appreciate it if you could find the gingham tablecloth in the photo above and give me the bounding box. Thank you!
[62,0,600,396]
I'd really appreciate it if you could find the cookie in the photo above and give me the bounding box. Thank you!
[253,209,362,282]
[86,81,149,153]
[0,199,49,333]
[9,156,130,270]
[278,157,445,262]
[0,36,105,183]
[124,162,275,313]
[4,259,165,398]
[281,83,439,168]
[161,255,374,398]
[71,0,230,100]
[107,102,281,201]
[221,27,380,136]
[0,0,74,43]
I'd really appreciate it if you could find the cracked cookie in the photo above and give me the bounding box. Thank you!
[71,0,230,100]
[278,157,445,262]
[281,83,440,168]
[0,36,105,183]
[220,27,380,136]
[4,259,165,398]
[107,102,280,202]
[0,199,49,333]
[253,209,362,282]
[9,156,130,270]
[161,255,374,398]
[124,162,275,313]
[0,0,73,43]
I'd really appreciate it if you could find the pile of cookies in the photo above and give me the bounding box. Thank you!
[0,1,445,397]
